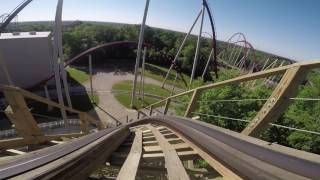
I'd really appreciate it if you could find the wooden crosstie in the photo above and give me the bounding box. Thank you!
[110,124,232,180]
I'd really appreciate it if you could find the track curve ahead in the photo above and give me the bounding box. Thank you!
[1,116,319,179]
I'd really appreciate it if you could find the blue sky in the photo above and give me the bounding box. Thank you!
[1,0,320,61]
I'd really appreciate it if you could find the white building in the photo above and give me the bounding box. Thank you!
[0,32,54,88]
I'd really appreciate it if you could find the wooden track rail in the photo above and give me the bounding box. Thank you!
[116,129,142,180]
[0,116,319,179]
[140,61,320,137]
[146,124,190,180]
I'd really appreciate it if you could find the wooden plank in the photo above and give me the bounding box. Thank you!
[6,149,26,155]
[147,125,190,180]
[166,127,242,180]
[149,106,153,116]
[117,130,142,180]
[3,90,46,144]
[19,87,81,114]
[143,132,176,139]
[143,151,198,159]
[242,66,308,137]
[143,141,158,146]
[184,90,201,117]
[143,138,182,146]
[142,130,151,133]
[163,98,171,115]
[143,133,154,137]
[50,140,64,144]
[143,136,156,141]
[0,138,30,149]
[144,143,190,152]
[79,112,90,134]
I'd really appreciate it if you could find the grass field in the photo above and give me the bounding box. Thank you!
[67,67,89,84]
[112,80,171,109]
[143,63,190,89]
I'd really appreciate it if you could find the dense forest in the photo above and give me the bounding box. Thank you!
[5,21,320,154]
[8,21,293,77]
[186,70,320,154]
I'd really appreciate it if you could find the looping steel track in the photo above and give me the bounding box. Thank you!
[1,116,319,179]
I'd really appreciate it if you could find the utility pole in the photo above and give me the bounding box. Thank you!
[139,47,147,95]
[53,0,68,126]
[89,54,94,102]
[171,72,178,96]
[131,0,150,109]
[190,4,205,85]
[201,48,213,80]
[141,47,147,107]
[44,85,53,111]
[55,0,72,109]
[60,64,72,108]
[161,9,203,88]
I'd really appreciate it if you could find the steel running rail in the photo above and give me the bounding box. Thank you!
[0,0,33,33]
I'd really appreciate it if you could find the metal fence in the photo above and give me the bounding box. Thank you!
[0,119,81,139]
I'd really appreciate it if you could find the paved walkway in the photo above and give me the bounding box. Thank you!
[81,68,181,127]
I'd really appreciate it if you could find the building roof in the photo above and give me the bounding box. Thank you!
[0,31,51,39]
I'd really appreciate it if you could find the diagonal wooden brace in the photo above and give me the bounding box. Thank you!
[3,89,46,144]
[242,66,308,137]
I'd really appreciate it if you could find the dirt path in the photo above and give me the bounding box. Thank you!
[82,68,181,127]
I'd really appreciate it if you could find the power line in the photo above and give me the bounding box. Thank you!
[197,97,320,103]
[291,98,320,101]
[198,99,268,103]
[192,112,320,136]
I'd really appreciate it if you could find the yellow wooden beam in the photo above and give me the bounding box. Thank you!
[3,90,46,144]
[242,66,308,137]
[184,90,201,118]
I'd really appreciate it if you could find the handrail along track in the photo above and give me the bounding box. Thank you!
[140,60,320,137]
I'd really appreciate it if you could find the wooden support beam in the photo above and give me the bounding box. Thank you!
[143,136,156,141]
[6,149,26,155]
[50,140,64,145]
[242,66,308,137]
[143,138,182,146]
[79,113,90,134]
[0,138,29,149]
[117,130,142,180]
[146,125,190,180]
[163,98,171,115]
[3,90,46,144]
[143,132,176,139]
[165,127,242,180]
[85,114,104,130]
[149,106,153,116]
[143,143,190,152]
[143,150,198,161]
[184,90,201,118]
